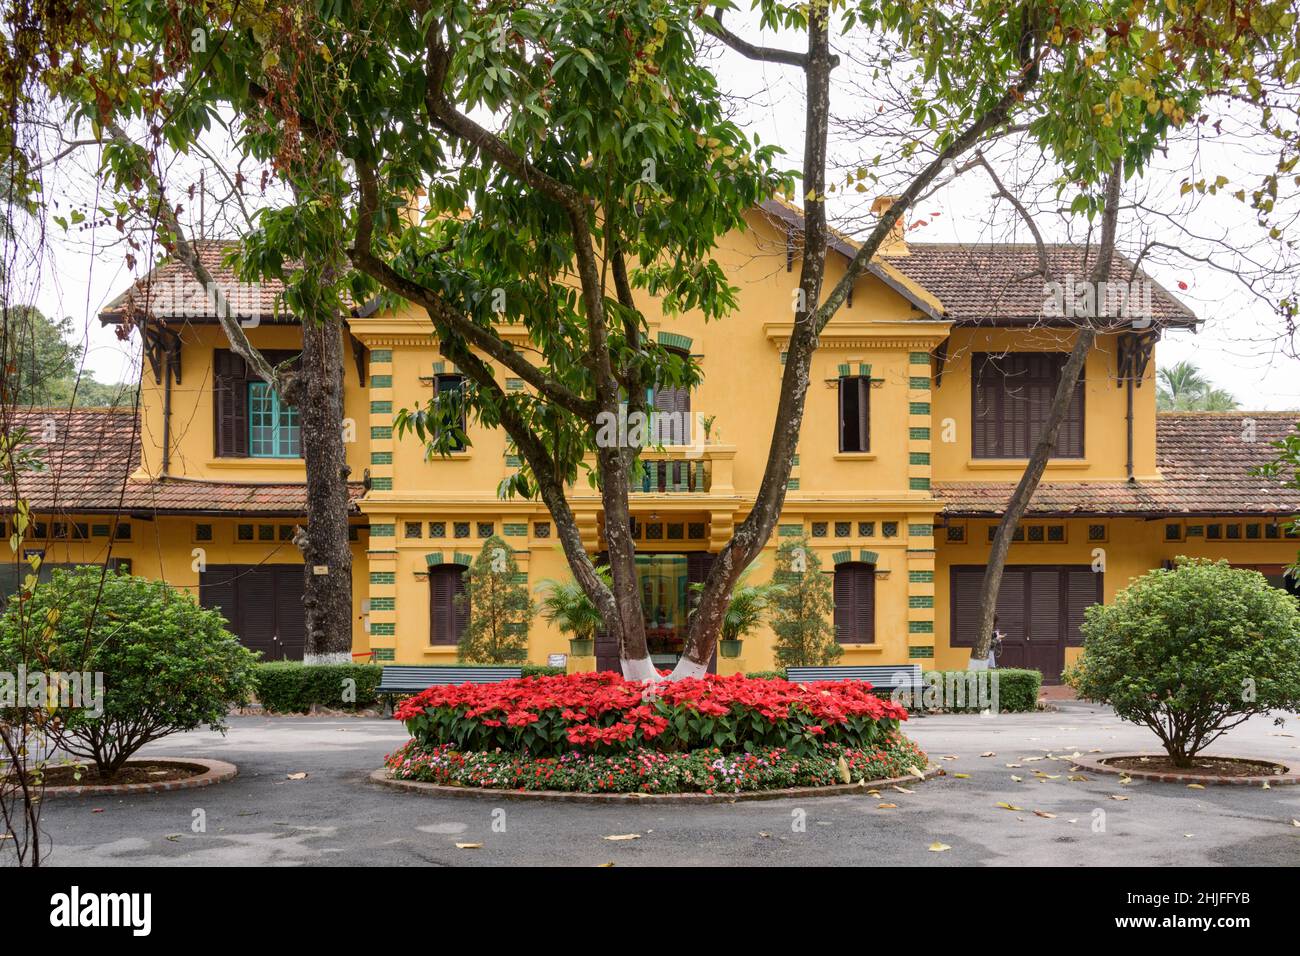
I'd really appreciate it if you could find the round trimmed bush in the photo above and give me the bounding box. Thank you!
[1065,558,1300,766]
[0,566,258,779]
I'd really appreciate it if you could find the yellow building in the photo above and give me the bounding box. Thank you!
[6,205,1299,684]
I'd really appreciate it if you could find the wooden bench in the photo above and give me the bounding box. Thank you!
[785,664,924,702]
[375,665,523,696]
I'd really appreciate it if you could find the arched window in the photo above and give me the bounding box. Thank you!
[429,564,468,645]
[833,562,876,644]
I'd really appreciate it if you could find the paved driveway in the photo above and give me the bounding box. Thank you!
[22,702,1300,866]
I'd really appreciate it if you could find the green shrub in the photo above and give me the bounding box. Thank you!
[255,662,383,712]
[0,566,258,778]
[770,535,842,667]
[744,668,789,680]
[1065,558,1300,766]
[918,669,1041,713]
[458,535,533,663]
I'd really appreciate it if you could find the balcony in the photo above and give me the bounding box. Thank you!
[627,444,736,495]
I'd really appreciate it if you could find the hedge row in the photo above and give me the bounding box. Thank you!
[745,667,1042,713]
[254,661,568,712]
[255,663,384,713]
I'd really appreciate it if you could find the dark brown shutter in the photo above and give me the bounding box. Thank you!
[213,350,249,457]
[833,563,875,643]
[972,353,1085,459]
[949,568,981,647]
[275,567,306,661]
[838,378,869,453]
[1064,569,1100,646]
[429,565,468,645]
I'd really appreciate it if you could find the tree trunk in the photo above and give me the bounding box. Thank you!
[296,319,354,664]
[970,162,1123,665]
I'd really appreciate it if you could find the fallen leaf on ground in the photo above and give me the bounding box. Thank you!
[1005,763,1022,768]
[1010,775,1023,782]
[165,834,181,842]
[1290,820,1300,827]
[980,752,996,758]
[604,834,641,841]
[893,785,914,794]
[1033,810,1057,819]
[907,766,927,780]
[1187,783,1205,790]
[758,831,771,838]
[877,802,898,809]
[455,843,482,849]
[941,755,959,761]
[1068,774,1089,782]
[928,842,951,852]
[597,862,615,867]
[1109,794,1129,801]
[995,802,1023,811]
[954,773,970,779]
[286,772,308,780]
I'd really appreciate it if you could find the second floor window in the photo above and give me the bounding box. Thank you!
[972,352,1084,459]
[433,373,467,451]
[213,348,301,458]
[838,376,870,452]
[248,382,301,457]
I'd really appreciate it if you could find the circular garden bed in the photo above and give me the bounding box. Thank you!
[1070,751,1299,786]
[27,758,238,797]
[380,671,929,798]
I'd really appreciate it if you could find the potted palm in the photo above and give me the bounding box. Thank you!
[693,565,782,659]
[538,567,611,658]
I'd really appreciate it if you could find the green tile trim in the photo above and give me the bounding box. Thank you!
[432,361,446,374]
[371,647,396,661]
[370,401,392,415]
[502,523,528,537]
[454,551,474,566]
[909,402,931,415]
[908,376,931,390]
[657,331,693,351]
[909,351,931,365]
[908,646,935,659]
[909,477,931,490]
[831,550,852,565]
[370,523,395,538]
[506,378,525,391]
[778,524,803,537]
[371,451,392,465]
[908,620,934,634]
[791,455,799,466]
[909,427,930,441]
[908,570,934,583]
[369,349,392,364]
[424,552,444,566]
[505,454,522,468]
[909,452,931,466]
[371,374,393,389]
[370,477,393,491]
[370,623,395,636]
[909,595,935,609]
[370,597,395,611]
[369,571,395,585]
[857,362,872,376]
[371,426,393,440]
[837,362,851,377]
[859,550,879,564]
[908,524,933,537]
[512,572,529,585]
[779,351,787,365]
[786,479,800,491]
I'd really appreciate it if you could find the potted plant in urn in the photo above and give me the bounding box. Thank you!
[538,567,612,658]
[694,564,782,659]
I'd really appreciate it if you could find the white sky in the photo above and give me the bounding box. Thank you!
[17,14,1300,411]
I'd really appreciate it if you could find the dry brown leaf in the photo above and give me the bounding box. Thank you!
[286,772,308,780]
[1033,810,1057,819]
[1187,783,1205,790]
[893,785,914,794]
[980,752,996,758]
[1109,794,1129,801]
[603,833,642,841]
[877,802,898,809]
[455,843,483,849]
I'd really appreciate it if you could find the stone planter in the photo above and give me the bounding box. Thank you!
[719,639,743,658]
[569,638,595,657]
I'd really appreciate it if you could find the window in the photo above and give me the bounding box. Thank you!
[650,348,691,445]
[972,352,1084,459]
[248,381,301,457]
[213,349,300,457]
[434,373,467,451]
[429,564,468,645]
[833,562,876,643]
[838,376,870,452]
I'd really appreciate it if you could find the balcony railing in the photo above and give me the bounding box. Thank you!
[632,457,710,494]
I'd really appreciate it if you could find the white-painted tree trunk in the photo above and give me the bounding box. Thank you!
[620,657,665,682]
[303,651,353,666]
[667,657,709,680]
[966,656,990,671]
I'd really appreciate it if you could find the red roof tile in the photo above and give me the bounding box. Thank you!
[934,412,1300,517]
[0,408,364,516]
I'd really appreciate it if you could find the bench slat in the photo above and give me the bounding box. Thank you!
[376,665,523,694]
[786,664,922,690]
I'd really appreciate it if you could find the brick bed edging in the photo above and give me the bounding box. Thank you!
[37,759,239,798]
[368,764,941,803]
[1069,751,1300,786]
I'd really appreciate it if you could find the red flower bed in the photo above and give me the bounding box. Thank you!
[396,671,908,758]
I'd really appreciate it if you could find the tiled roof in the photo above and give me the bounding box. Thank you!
[99,240,294,324]
[886,243,1196,328]
[0,408,364,516]
[935,412,1300,517]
